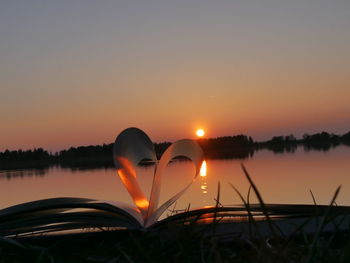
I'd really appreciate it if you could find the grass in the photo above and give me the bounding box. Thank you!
[1,166,350,263]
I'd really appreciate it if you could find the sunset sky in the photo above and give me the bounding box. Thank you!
[1,1,349,152]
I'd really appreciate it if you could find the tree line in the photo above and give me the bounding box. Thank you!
[0,130,349,170]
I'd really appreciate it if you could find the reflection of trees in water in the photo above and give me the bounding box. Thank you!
[258,131,350,154]
[60,161,114,172]
[197,135,255,160]
[0,131,349,174]
[0,168,49,180]
[302,132,342,152]
[262,135,298,154]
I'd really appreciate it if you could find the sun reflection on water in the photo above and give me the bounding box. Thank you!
[200,160,207,177]
[200,161,208,205]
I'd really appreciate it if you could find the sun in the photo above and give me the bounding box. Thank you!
[196,129,205,137]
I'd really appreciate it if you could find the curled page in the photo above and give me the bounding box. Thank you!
[146,139,204,226]
[113,128,156,219]
[113,127,204,227]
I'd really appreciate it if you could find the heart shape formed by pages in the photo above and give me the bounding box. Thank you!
[113,127,204,227]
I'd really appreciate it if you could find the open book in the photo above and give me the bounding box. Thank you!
[1,128,350,238]
[0,127,205,236]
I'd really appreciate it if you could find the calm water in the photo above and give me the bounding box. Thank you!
[1,146,350,216]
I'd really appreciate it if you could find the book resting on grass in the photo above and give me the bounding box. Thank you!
[0,127,205,236]
[1,127,350,238]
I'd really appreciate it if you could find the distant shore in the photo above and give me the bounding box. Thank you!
[0,131,349,171]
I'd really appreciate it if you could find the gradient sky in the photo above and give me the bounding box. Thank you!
[1,0,349,152]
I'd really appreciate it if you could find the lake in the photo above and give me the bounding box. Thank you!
[1,146,350,217]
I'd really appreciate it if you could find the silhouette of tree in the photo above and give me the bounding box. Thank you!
[1,130,349,170]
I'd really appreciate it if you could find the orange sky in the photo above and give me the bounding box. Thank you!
[0,1,349,151]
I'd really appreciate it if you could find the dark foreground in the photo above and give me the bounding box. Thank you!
[2,201,350,262]
[1,222,350,263]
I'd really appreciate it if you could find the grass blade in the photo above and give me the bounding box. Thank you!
[229,183,259,239]
[306,185,341,263]
[240,164,280,238]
